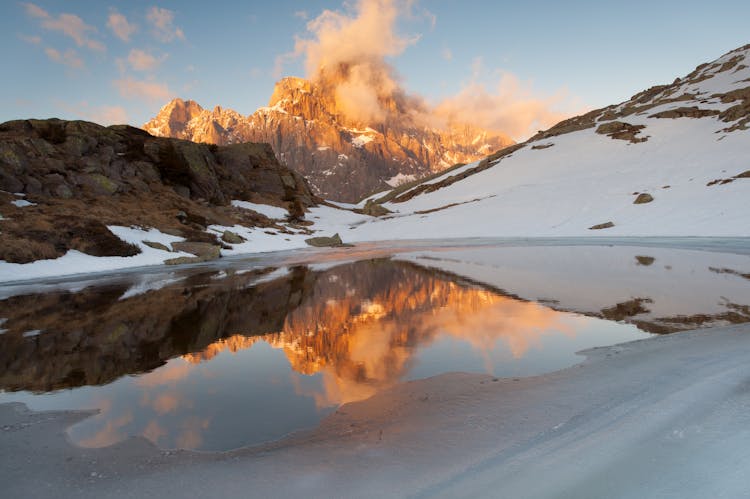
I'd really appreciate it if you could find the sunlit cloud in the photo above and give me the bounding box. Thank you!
[56,101,129,125]
[127,48,165,71]
[24,2,105,52]
[107,10,137,42]
[294,10,308,20]
[115,77,172,101]
[434,69,580,140]
[146,6,185,43]
[44,47,84,69]
[19,34,42,45]
[276,0,580,139]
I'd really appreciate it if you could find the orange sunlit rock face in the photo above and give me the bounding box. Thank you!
[185,263,574,407]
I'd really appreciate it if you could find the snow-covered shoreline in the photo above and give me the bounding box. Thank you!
[3,322,750,498]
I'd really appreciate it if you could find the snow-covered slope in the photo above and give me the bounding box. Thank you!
[342,44,750,239]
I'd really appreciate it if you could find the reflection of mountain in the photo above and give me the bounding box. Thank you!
[0,267,314,392]
[185,261,572,406]
[0,260,567,395]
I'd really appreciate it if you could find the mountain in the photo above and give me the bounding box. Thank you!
[0,118,317,265]
[143,77,513,202]
[342,44,750,238]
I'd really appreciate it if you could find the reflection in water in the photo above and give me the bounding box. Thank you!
[0,259,646,450]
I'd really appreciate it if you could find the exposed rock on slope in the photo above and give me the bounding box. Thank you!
[0,119,318,263]
[143,77,513,202]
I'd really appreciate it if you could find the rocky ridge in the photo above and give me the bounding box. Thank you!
[143,77,513,202]
[0,119,318,264]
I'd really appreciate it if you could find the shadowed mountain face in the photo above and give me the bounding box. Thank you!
[143,77,513,202]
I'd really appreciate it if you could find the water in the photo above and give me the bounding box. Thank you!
[1,243,748,451]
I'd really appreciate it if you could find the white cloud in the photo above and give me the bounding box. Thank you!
[44,47,84,69]
[114,77,172,101]
[146,7,185,42]
[107,10,137,42]
[24,2,105,51]
[127,49,164,71]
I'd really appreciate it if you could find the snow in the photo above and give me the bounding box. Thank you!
[0,226,193,283]
[118,274,185,300]
[231,200,288,219]
[5,322,750,498]
[351,135,373,148]
[384,173,416,187]
[11,199,35,207]
[1,48,748,283]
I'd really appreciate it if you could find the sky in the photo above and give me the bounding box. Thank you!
[2,0,749,141]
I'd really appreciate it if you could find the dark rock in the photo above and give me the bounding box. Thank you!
[589,221,615,230]
[633,193,654,204]
[171,241,221,260]
[305,233,345,247]
[143,241,171,252]
[596,121,648,143]
[221,230,245,244]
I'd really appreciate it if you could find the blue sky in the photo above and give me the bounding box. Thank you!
[2,0,749,139]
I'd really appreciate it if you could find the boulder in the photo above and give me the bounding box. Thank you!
[305,233,345,247]
[221,230,245,244]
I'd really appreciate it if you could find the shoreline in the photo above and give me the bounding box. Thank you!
[1,235,749,287]
[3,323,750,498]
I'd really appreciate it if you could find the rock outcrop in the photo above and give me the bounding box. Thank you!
[0,118,318,263]
[143,77,514,202]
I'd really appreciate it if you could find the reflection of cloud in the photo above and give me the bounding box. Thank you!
[136,360,192,387]
[142,420,166,445]
[77,411,133,447]
[153,392,180,414]
[176,417,210,449]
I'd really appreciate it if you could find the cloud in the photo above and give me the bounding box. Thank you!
[294,10,308,20]
[127,48,164,71]
[279,0,421,124]
[441,47,452,61]
[89,105,129,125]
[19,34,42,45]
[434,61,580,140]
[279,0,579,140]
[107,10,136,42]
[115,77,172,101]
[146,7,185,42]
[44,47,84,69]
[24,2,105,51]
[57,101,129,125]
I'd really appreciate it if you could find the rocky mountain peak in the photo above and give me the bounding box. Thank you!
[144,76,514,202]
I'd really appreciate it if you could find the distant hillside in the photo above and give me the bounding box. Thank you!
[345,44,750,238]
[143,77,513,202]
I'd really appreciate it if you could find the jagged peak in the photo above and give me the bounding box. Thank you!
[269,77,316,107]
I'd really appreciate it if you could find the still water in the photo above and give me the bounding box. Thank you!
[0,257,655,451]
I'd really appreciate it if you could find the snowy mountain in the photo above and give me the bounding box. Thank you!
[2,44,749,283]
[143,77,513,202]
[342,44,750,238]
